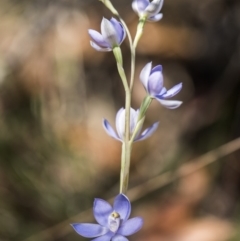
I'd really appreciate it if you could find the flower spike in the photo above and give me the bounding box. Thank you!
[71,194,143,240]
[103,107,159,142]
[140,62,183,109]
[88,17,126,52]
[132,0,164,22]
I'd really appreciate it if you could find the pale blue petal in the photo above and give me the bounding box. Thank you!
[91,231,114,241]
[132,0,139,14]
[93,198,113,226]
[151,65,162,74]
[159,87,167,95]
[117,217,143,236]
[148,13,163,22]
[145,0,164,16]
[112,234,129,241]
[148,65,163,95]
[110,18,126,45]
[156,99,183,109]
[134,0,150,13]
[71,223,108,238]
[90,41,111,52]
[103,119,121,141]
[140,62,152,92]
[101,18,118,48]
[148,71,163,96]
[113,194,131,222]
[135,122,159,141]
[162,83,182,98]
[88,30,110,48]
[116,108,125,140]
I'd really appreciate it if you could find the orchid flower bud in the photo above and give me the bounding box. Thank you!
[103,107,159,142]
[140,62,183,109]
[88,17,126,52]
[132,0,164,22]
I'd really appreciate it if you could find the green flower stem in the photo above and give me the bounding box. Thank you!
[120,19,148,193]
[133,17,146,49]
[113,47,123,66]
[130,117,145,143]
[130,95,152,143]
[139,95,152,120]
[118,57,132,193]
[120,141,132,193]
[117,17,134,92]
[113,52,131,194]
[120,77,131,194]
[116,63,128,92]
[130,17,147,92]
[98,0,119,16]
[121,96,152,192]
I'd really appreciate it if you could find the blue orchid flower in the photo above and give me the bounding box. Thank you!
[132,0,164,22]
[140,62,182,109]
[103,107,159,142]
[71,194,143,241]
[88,17,126,52]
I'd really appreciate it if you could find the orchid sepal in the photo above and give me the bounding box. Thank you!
[140,62,183,109]
[132,0,164,22]
[103,107,159,142]
[88,17,126,52]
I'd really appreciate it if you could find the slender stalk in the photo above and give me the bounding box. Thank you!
[118,16,133,51]
[113,17,133,194]
[129,46,136,92]
[114,74,131,193]
[130,117,145,143]
[119,66,131,193]
[120,140,132,193]
[118,16,135,92]
[101,0,147,194]
[117,17,146,193]
[138,95,152,120]
[115,62,129,92]
[130,17,146,91]
[113,49,131,194]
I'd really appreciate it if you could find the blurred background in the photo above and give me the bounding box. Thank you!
[0,0,240,240]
